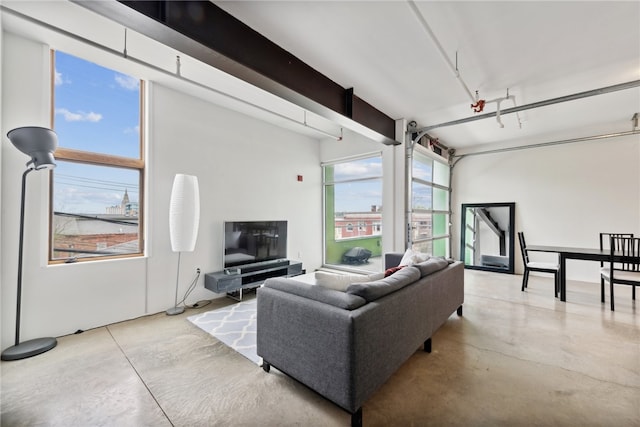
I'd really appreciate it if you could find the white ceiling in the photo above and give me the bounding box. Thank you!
[214,1,640,151]
[2,1,638,152]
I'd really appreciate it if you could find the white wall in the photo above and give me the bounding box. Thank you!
[1,32,322,349]
[145,83,322,314]
[0,14,5,342]
[452,136,640,282]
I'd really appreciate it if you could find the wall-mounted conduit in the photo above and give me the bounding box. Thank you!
[452,125,640,167]
[1,5,344,141]
[407,80,640,164]
[413,80,640,135]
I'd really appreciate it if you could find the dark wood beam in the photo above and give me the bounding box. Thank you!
[351,93,396,141]
[74,0,396,141]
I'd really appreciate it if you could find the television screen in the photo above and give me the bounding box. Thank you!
[223,220,288,268]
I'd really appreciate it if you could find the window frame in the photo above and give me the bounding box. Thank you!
[49,50,146,264]
[408,145,451,257]
[322,152,383,272]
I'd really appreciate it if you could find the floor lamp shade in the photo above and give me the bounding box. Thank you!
[7,126,57,170]
[169,174,200,252]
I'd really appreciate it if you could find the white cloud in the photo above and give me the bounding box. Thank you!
[412,169,431,181]
[55,70,63,86]
[54,69,72,86]
[56,108,103,122]
[54,187,124,214]
[334,161,382,179]
[124,125,140,135]
[115,74,139,91]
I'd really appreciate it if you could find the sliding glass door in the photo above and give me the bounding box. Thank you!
[323,155,383,272]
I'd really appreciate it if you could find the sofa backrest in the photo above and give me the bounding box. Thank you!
[263,278,367,310]
[346,266,420,302]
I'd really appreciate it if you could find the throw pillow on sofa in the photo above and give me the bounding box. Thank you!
[399,248,430,266]
[315,271,385,292]
[384,265,405,277]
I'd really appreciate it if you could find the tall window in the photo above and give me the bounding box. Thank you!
[410,148,450,257]
[50,51,144,262]
[323,155,383,272]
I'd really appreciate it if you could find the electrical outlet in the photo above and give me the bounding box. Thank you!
[196,267,201,274]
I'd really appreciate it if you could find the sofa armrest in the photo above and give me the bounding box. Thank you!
[256,286,359,412]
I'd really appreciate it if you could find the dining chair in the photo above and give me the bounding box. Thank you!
[517,232,559,296]
[600,235,640,311]
[599,233,633,303]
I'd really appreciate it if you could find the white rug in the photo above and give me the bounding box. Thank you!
[187,299,260,365]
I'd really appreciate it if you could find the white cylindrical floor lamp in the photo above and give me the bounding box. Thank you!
[1,127,58,361]
[167,174,200,315]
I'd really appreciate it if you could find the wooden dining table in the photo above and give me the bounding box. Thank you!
[526,245,639,302]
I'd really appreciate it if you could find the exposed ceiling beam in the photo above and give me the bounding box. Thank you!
[73,0,397,144]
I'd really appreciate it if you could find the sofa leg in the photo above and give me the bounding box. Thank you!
[351,408,362,427]
[457,305,463,316]
[424,337,432,353]
[262,361,271,373]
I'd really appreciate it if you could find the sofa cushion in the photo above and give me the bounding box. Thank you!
[315,271,385,292]
[346,266,421,302]
[399,248,430,266]
[263,278,367,310]
[414,256,450,277]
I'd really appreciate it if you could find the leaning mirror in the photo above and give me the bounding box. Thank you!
[460,202,515,274]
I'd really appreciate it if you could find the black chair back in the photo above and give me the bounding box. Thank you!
[610,236,640,272]
[517,232,529,265]
[601,233,634,269]
[604,235,639,310]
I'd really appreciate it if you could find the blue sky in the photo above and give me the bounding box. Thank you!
[332,157,383,213]
[53,51,140,214]
[329,156,440,213]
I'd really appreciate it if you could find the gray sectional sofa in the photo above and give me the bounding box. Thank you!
[256,253,464,427]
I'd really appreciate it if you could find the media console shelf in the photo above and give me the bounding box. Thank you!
[205,259,303,301]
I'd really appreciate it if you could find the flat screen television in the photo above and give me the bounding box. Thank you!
[223,220,288,268]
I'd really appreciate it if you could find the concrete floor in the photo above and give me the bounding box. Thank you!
[1,271,639,426]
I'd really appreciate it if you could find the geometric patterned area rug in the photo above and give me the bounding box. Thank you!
[187,299,260,365]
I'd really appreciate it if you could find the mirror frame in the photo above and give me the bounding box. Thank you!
[460,202,515,274]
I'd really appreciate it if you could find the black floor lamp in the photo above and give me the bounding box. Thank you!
[1,126,58,361]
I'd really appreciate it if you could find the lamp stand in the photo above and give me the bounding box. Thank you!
[166,251,185,315]
[1,169,57,361]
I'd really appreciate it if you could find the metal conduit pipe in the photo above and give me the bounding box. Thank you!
[415,80,640,133]
[451,129,640,166]
[1,5,344,141]
[407,0,476,103]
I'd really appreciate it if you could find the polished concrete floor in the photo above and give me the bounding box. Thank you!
[1,271,639,426]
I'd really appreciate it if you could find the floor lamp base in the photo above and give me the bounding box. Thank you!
[1,337,57,361]
[166,306,185,316]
